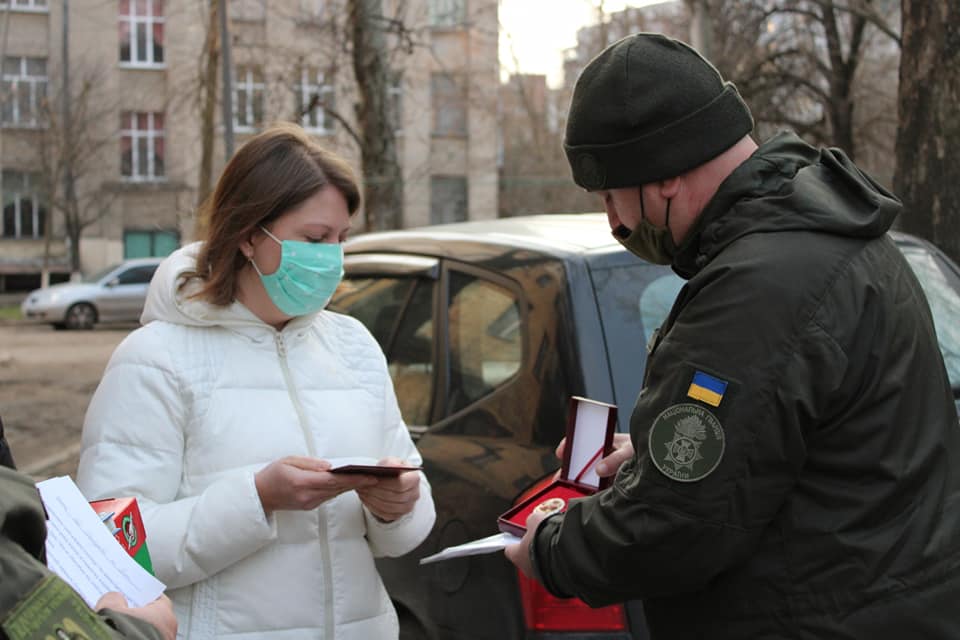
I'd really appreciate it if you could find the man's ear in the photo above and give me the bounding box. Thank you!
[658,177,682,199]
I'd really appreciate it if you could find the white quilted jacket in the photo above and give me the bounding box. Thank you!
[76,243,436,639]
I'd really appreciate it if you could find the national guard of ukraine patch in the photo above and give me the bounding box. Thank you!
[2,575,116,640]
[649,403,725,482]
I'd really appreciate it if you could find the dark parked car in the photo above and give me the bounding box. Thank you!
[330,215,960,640]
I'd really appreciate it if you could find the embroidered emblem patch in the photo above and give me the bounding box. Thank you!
[2,575,116,640]
[648,403,725,482]
[687,370,728,407]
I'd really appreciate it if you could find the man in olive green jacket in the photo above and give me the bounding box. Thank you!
[0,466,177,640]
[507,33,960,638]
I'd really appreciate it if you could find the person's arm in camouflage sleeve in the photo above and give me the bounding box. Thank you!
[0,467,176,640]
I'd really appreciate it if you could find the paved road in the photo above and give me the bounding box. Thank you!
[0,321,133,479]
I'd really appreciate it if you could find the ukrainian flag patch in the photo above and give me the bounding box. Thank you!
[687,370,728,407]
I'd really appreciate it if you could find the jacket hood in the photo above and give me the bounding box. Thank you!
[673,131,902,278]
[141,241,315,331]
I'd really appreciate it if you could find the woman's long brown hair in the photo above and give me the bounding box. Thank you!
[185,123,361,306]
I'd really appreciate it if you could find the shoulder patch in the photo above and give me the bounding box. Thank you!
[687,370,728,407]
[648,403,725,482]
[2,575,116,640]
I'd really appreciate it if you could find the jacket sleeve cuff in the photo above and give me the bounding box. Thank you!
[530,512,575,599]
[363,475,436,557]
[99,608,165,640]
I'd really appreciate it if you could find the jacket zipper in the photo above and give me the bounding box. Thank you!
[274,333,316,456]
[273,332,335,639]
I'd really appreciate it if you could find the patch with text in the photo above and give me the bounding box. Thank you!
[648,403,725,482]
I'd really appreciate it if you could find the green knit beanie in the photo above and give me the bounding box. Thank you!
[564,33,754,191]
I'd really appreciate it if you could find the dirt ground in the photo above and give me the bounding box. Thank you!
[0,321,134,480]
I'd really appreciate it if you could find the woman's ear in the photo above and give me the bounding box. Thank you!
[238,228,260,261]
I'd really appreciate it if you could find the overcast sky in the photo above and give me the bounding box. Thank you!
[498,0,667,87]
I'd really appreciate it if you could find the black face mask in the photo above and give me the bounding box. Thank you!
[612,188,677,265]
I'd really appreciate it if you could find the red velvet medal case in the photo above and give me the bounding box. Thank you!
[497,396,617,537]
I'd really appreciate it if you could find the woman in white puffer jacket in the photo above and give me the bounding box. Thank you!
[76,123,436,639]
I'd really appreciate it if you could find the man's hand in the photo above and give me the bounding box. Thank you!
[357,457,421,522]
[255,456,379,516]
[504,506,551,578]
[554,432,634,477]
[96,592,177,640]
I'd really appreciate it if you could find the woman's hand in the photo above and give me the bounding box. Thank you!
[255,456,378,516]
[96,592,177,640]
[554,432,634,477]
[356,457,421,523]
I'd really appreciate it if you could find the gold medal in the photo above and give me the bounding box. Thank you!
[533,497,566,516]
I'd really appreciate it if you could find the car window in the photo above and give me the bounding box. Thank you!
[900,246,960,390]
[592,264,684,430]
[116,265,158,285]
[331,276,435,426]
[446,271,522,415]
[85,263,122,283]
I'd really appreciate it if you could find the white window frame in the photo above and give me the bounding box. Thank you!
[0,0,48,12]
[295,67,334,134]
[120,112,165,182]
[1,171,45,239]
[1,57,47,128]
[119,0,165,68]
[234,66,265,132]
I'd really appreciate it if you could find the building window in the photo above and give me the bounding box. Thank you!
[230,0,265,21]
[1,57,47,127]
[120,112,165,181]
[1,171,46,239]
[430,175,467,224]
[123,229,179,258]
[234,66,265,131]
[388,70,403,135]
[119,0,165,66]
[431,73,467,137]
[0,0,48,12]
[294,67,334,134]
[429,0,465,27]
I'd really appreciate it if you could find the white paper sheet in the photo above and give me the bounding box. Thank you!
[419,532,521,565]
[36,476,166,608]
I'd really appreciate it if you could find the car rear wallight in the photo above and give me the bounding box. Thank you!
[517,570,628,632]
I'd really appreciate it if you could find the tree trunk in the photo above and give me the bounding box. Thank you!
[894,0,960,264]
[686,0,712,61]
[196,0,220,237]
[820,1,867,159]
[348,0,403,231]
[67,210,81,276]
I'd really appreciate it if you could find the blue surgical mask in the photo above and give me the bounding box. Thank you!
[250,225,344,317]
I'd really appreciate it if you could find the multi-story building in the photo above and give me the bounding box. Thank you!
[497,1,686,219]
[0,0,498,292]
[560,0,686,109]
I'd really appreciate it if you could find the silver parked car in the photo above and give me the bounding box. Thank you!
[21,257,162,330]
